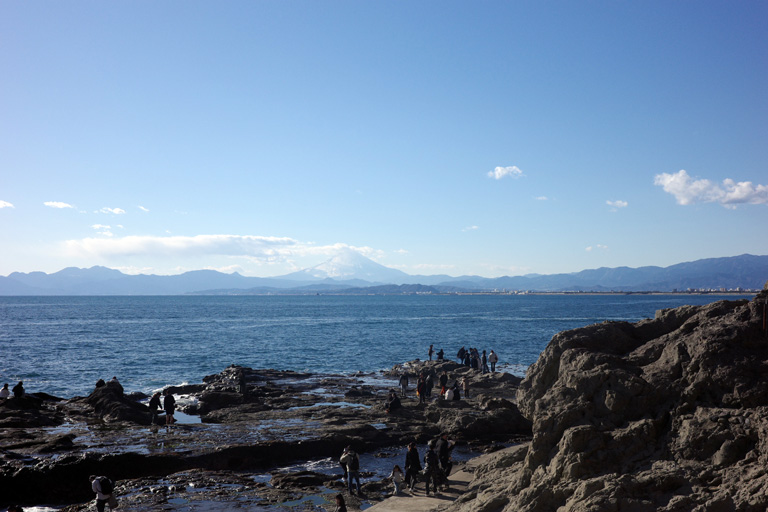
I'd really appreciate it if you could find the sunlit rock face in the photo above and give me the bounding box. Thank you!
[446,289,768,512]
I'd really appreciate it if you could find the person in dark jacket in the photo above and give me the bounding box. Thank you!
[148,392,162,425]
[423,440,440,495]
[404,441,421,491]
[12,381,24,398]
[163,389,176,427]
[435,433,454,485]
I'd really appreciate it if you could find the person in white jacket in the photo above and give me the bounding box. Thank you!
[488,350,499,372]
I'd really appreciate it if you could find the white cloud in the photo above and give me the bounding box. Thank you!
[92,224,111,230]
[99,207,126,215]
[606,200,628,211]
[654,170,768,208]
[535,196,548,201]
[138,206,149,212]
[462,225,479,232]
[62,235,382,268]
[0,200,14,208]
[44,201,74,209]
[488,166,524,180]
[585,245,608,252]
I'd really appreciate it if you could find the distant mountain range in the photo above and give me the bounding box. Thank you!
[1,253,766,296]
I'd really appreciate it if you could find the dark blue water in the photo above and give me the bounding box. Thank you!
[0,294,751,398]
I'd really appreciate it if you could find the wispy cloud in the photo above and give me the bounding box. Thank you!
[606,200,628,211]
[99,207,126,214]
[535,196,548,201]
[488,166,524,180]
[44,201,74,209]
[138,206,149,212]
[0,200,14,208]
[585,245,608,252]
[654,170,768,208]
[462,225,479,232]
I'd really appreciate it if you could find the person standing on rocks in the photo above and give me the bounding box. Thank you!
[0,383,10,400]
[435,433,455,488]
[238,369,247,395]
[488,350,498,372]
[457,346,466,363]
[423,440,440,496]
[425,372,434,400]
[12,381,24,398]
[398,373,409,397]
[417,374,426,404]
[439,371,448,396]
[404,441,421,491]
[428,344,434,361]
[148,392,162,426]
[340,446,361,495]
[481,350,489,373]
[163,389,176,428]
[462,377,470,399]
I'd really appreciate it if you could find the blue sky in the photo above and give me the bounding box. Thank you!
[1,1,766,278]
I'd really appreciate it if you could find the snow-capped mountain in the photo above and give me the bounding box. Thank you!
[280,249,411,283]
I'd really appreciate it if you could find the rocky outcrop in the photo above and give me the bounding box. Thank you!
[0,359,528,508]
[447,290,768,512]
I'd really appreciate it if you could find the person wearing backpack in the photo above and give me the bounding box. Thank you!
[339,446,361,495]
[89,475,115,511]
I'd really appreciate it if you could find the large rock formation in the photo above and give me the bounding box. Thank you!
[448,289,768,512]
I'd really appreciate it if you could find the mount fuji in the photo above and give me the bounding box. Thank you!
[280,249,412,283]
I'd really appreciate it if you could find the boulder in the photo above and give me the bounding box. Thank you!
[83,381,151,424]
[444,290,768,512]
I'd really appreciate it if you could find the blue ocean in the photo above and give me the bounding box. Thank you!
[0,294,752,399]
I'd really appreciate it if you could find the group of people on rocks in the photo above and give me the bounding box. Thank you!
[338,433,456,500]
[427,344,445,361]
[0,381,25,400]
[456,346,499,373]
[394,368,471,406]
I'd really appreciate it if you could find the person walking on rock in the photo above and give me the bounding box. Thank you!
[89,475,115,512]
[404,441,421,491]
[340,446,361,495]
[416,375,426,405]
[488,350,499,372]
[389,464,404,495]
[148,392,162,426]
[163,389,176,428]
[423,440,440,496]
[398,373,409,397]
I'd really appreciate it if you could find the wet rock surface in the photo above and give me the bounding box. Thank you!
[443,289,768,512]
[0,360,529,510]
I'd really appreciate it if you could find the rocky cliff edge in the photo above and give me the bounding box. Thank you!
[447,288,768,512]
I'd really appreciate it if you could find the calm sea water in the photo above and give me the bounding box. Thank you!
[0,294,752,398]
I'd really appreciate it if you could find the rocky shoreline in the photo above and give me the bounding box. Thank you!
[4,287,767,511]
[0,359,530,510]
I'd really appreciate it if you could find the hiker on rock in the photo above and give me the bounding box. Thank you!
[404,441,421,491]
[340,446,361,495]
[89,475,115,512]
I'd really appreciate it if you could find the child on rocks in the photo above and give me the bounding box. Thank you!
[389,464,405,495]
